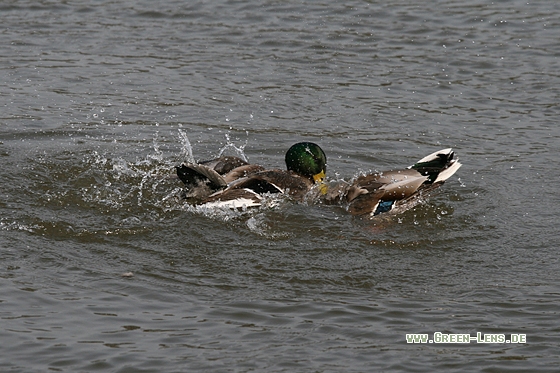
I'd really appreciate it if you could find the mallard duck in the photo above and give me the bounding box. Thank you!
[190,142,327,208]
[176,156,265,202]
[321,148,462,217]
[176,143,461,216]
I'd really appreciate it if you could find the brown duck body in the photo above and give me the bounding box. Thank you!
[201,169,315,208]
[319,148,462,217]
[176,156,264,202]
[177,142,327,209]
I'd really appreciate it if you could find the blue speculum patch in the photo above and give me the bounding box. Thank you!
[374,200,394,215]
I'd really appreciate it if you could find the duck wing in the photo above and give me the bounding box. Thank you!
[200,156,250,175]
[346,170,428,216]
[201,170,313,208]
[176,156,265,201]
[177,156,265,186]
[201,188,264,209]
[222,164,266,183]
[176,163,227,189]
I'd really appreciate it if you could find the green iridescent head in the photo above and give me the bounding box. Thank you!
[285,142,327,183]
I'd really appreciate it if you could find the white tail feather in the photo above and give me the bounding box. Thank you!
[434,161,462,183]
[412,148,453,165]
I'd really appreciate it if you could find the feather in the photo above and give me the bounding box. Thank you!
[434,160,462,183]
[412,148,453,165]
[203,188,263,209]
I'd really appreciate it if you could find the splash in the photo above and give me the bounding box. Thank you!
[246,213,290,239]
[147,132,163,162]
[178,129,195,164]
[177,130,249,163]
[77,135,181,211]
[217,133,249,162]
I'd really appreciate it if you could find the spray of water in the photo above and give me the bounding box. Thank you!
[217,133,249,162]
[178,129,195,164]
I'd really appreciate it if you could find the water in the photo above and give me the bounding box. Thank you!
[2,0,560,371]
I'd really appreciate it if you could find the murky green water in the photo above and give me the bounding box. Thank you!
[1,1,559,372]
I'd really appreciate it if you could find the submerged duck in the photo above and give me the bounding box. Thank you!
[176,156,265,202]
[176,142,461,216]
[181,142,328,208]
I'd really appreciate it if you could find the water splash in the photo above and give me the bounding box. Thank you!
[147,132,164,162]
[185,203,245,222]
[217,133,249,162]
[177,192,289,235]
[0,220,42,233]
[178,129,195,164]
[245,213,289,239]
[246,214,271,236]
[77,136,181,211]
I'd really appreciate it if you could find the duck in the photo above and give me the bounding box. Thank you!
[179,142,327,209]
[320,148,462,217]
[176,156,265,202]
[176,142,461,216]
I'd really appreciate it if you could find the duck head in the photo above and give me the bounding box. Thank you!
[285,142,327,183]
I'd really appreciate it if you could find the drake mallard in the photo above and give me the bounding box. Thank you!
[321,148,462,217]
[176,142,327,208]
